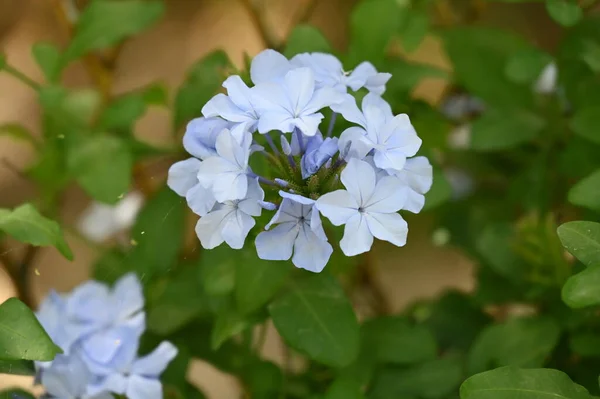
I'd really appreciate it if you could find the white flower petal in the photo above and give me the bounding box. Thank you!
[291,225,333,273]
[340,214,373,256]
[294,113,324,137]
[316,189,359,226]
[250,49,292,85]
[167,158,201,197]
[365,212,408,247]
[221,210,255,249]
[284,67,316,114]
[195,208,230,249]
[258,110,295,134]
[186,182,216,216]
[365,175,406,213]
[341,158,377,206]
[255,222,298,261]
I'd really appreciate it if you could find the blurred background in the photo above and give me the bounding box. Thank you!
[0,0,568,396]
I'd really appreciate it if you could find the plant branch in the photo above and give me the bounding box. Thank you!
[240,0,281,50]
[358,251,392,315]
[3,65,41,90]
[0,243,38,308]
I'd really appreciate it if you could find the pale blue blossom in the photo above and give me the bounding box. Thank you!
[197,128,253,202]
[253,67,344,137]
[250,49,292,84]
[316,159,408,256]
[334,93,422,172]
[393,156,433,213]
[168,158,216,216]
[202,76,261,133]
[291,53,391,94]
[183,117,231,160]
[256,192,332,273]
[196,177,264,249]
[41,353,113,399]
[300,132,339,178]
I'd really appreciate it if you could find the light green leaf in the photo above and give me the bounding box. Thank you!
[40,87,102,130]
[569,332,600,357]
[0,389,35,399]
[505,48,552,84]
[174,51,232,129]
[211,311,253,350]
[0,124,39,149]
[362,316,437,365]
[284,25,332,57]
[67,134,132,204]
[581,39,600,72]
[32,42,62,82]
[400,10,429,53]
[0,298,62,361]
[570,106,600,145]
[0,53,5,69]
[64,0,164,62]
[568,169,600,212]
[423,168,451,210]
[269,274,359,367]
[460,366,592,399]
[324,377,365,399]
[200,246,237,297]
[557,221,600,266]
[546,0,582,27]
[0,204,72,260]
[370,355,464,399]
[467,317,560,375]
[128,186,185,277]
[562,264,600,308]
[0,359,35,376]
[471,109,545,151]
[385,59,448,94]
[235,252,291,315]
[99,83,168,131]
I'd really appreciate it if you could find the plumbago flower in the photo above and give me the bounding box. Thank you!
[168,49,433,272]
[35,274,177,399]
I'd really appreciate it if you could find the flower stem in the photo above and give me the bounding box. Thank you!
[264,133,280,156]
[295,128,305,153]
[3,65,41,91]
[326,112,337,137]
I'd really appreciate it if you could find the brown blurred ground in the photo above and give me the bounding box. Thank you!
[0,0,558,397]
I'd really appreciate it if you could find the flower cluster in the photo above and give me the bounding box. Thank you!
[35,274,177,399]
[168,49,432,273]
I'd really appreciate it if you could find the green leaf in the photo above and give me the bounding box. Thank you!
[0,53,5,69]
[174,51,232,129]
[147,268,210,335]
[235,252,291,314]
[269,274,360,367]
[557,221,600,266]
[441,28,534,108]
[423,168,452,210]
[324,377,365,399]
[0,124,39,149]
[370,355,464,399]
[460,366,592,399]
[67,134,132,204]
[362,316,437,365]
[200,246,237,297]
[400,10,429,53]
[349,0,403,64]
[476,223,528,282]
[284,25,332,57]
[241,360,283,398]
[32,42,62,82]
[64,0,164,62]
[505,48,552,84]
[93,248,132,284]
[40,87,101,130]
[568,169,600,212]
[467,317,560,375]
[570,332,600,357]
[546,0,582,27]
[0,204,72,260]
[211,311,253,350]
[0,359,35,375]
[0,298,62,361]
[562,264,600,308]
[0,390,35,399]
[385,59,448,95]
[128,186,185,277]
[470,110,545,151]
[570,106,600,145]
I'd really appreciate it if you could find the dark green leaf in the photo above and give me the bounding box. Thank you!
[269,274,359,367]
[98,94,146,131]
[562,264,600,308]
[32,42,62,82]
[423,168,452,210]
[385,59,448,95]
[570,107,600,145]
[505,48,552,84]
[324,377,365,399]
[557,221,600,266]
[467,317,560,375]
[362,316,437,365]
[0,298,62,361]
[211,310,254,350]
[568,169,600,212]
[284,25,332,57]
[241,360,283,398]
[0,204,72,260]
[546,0,582,27]
[67,134,132,204]
[400,10,429,53]
[0,390,35,399]
[174,51,232,129]
[470,110,545,151]
[235,252,291,314]
[129,186,185,277]
[64,0,164,62]
[0,359,35,376]
[370,355,464,399]
[460,366,592,399]
[93,248,132,284]
[476,223,528,282]
[570,332,600,357]
[200,246,237,297]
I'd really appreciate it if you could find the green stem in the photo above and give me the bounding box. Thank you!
[3,65,41,91]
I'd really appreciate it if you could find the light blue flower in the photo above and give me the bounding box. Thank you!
[36,292,80,358]
[334,93,422,172]
[291,53,391,94]
[41,353,113,399]
[196,177,264,249]
[168,158,216,216]
[392,156,433,213]
[256,192,332,273]
[197,128,253,202]
[253,67,344,137]
[316,159,408,256]
[183,117,231,160]
[300,132,339,178]
[250,49,292,85]
[202,76,261,133]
